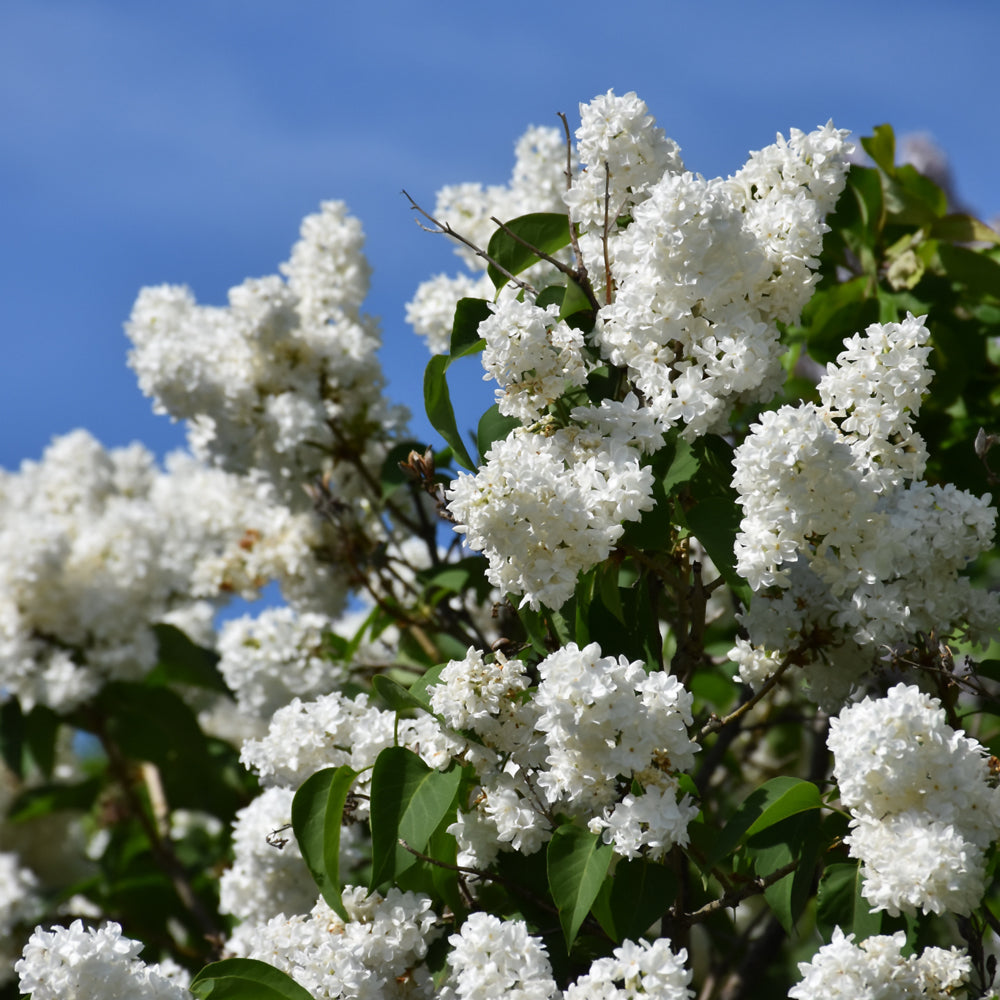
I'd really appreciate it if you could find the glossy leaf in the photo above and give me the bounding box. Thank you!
[477,404,520,463]
[147,623,229,695]
[291,766,359,920]
[190,958,313,1000]
[487,213,571,289]
[424,354,476,470]
[450,297,492,355]
[861,124,895,173]
[930,214,1000,245]
[592,857,676,943]
[372,674,431,715]
[817,861,883,942]
[369,747,462,888]
[709,777,821,867]
[748,811,821,933]
[547,823,614,949]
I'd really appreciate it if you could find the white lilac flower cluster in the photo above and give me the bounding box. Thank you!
[15,919,190,1000]
[828,683,1000,917]
[789,928,971,1000]
[447,424,654,610]
[442,91,852,611]
[406,125,571,355]
[227,887,440,1000]
[0,431,340,713]
[127,201,406,510]
[439,912,559,1000]
[429,642,699,863]
[441,914,692,1000]
[730,314,999,706]
[480,298,590,423]
[216,606,344,721]
[577,95,851,438]
[218,786,324,925]
[563,936,694,1000]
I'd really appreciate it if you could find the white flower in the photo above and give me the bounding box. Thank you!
[447,426,654,611]
[15,920,190,1000]
[441,912,557,1000]
[790,927,970,999]
[829,683,1000,916]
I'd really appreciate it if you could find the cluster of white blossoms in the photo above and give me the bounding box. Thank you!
[227,888,440,1000]
[480,298,590,423]
[15,919,190,1000]
[828,683,1000,917]
[218,786,325,925]
[564,937,693,1000]
[789,928,971,1000]
[216,606,344,721]
[436,91,853,611]
[448,424,654,610]
[439,912,558,1000]
[0,430,343,713]
[730,314,999,705]
[127,201,406,510]
[575,95,851,438]
[429,642,698,863]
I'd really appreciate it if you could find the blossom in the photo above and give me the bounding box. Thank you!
[447,426,654,610]
[828,683,1000,916]
[789,928,970,999]
[15,920,190,1000]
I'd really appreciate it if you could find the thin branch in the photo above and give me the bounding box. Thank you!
[557,111,589,279]
[700,654,796,739]
[684,858,799,925]
[402,190,536,295]
[603,162,613,304]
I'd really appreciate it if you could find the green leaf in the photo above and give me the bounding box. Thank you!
[372,675,431,715]
[592,857,676,943]
[487,213,572,289]
[748,811,821,933]
[407,661,450,706]
[0,699,24,778]
[560,279,594,325]
[424,354,476,471]
[8,776,104,822]
[450,297,493,356]
[190,958,313,1000]
[291,766,359,920]
[816,861,882,941]
[938,243,1000,299]
[95,682,208,768]
[861,124,895,173]
[147,623,229,695]
[659,436,699,495]
[685,496,750,605]
[477,404,520,463]
[930,214,1000,245]
[369,747,462,888]
[547,823,614,949]
[709,777,822,867]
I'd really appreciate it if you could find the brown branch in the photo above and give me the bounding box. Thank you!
[402,190,536,295]
[557,110,589,281]
[684,857,799,925]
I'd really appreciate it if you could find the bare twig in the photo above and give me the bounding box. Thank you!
[557,111,589,280]
[402,190,536,295]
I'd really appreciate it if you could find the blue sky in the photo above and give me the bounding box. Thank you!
[2,0,998,473]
